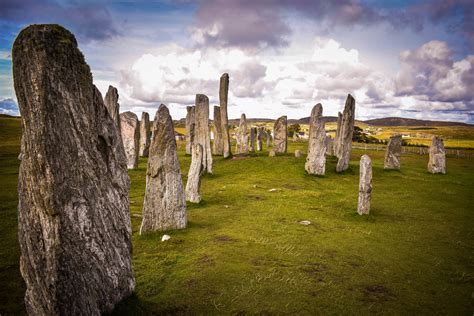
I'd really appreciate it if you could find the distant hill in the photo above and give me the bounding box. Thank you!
[363,117,470,127]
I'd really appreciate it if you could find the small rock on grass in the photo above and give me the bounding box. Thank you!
[299,220,311,225]
[162,235,171,242]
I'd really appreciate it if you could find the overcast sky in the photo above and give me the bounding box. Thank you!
[0,0,473,122]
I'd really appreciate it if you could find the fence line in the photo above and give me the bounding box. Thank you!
[352,144,474,158]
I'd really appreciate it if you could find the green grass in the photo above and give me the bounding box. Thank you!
[1,116,473,314]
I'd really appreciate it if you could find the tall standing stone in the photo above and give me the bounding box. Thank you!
[185,106,195,155]
[236,114,249,154]
[13,24,134,315]
[428,136,446,174]
[266,131,272,148]
[357,155,372,215]
[141,104,187,233]
[257,127,264,151]
[336,94,356,172]
[273,116,287,153]
[325,135,334,156]
[220,73,232,158]
[212,106,223,155]
[195,94,213,173]
[249,127,257,152]
[120,111,140,169]
[104,85,121,130]
[186,143,203,203]
[305,104,326,175]
[139,112,151,157]
[384,134,402,170]
[334,112,342,157]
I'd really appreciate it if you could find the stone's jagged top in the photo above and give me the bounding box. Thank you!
[13,23,134,314]
[221,73,229,79]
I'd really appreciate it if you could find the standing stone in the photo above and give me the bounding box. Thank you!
[104,85,121,130]
[384,134,402,170]
[212,106,223,155]
[236,114,249,154]
[334,112,342,158]
[249,127,257,152]
[120,111,140,169]
[295,149,302,157]
[13,24,134,315]
[195,94,213,173]
[267,132,272,148]
[257,127,264,151]
[186,143,203,203]
[220,73,232,158]
[305,104,326,175]
[336,94,356,172]
[141,104,187,233]
[357,155,372,215]
[139,112,151,157]
[273,116,287,153]
[185,106,195,155]
[428,136,446,174]
[325,135,334,156]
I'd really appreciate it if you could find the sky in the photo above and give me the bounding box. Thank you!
[0,0,473,123]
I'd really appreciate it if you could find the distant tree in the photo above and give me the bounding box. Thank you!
[352,126,378,143]
[288,124,301,137]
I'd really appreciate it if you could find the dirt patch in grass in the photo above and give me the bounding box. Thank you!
[361,284,395,303]
[214,235,237,242]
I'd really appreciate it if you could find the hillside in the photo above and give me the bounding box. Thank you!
[363,117,470,126]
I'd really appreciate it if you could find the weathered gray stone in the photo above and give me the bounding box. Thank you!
[185,106,195,155]
[428,136,446,174]
[249,127,257,152]
[384,134,402,170]
[257,127,264,151]
[334,112,342,158]
[212,106,223,155]
[139,112,151,157]
[104,85,121,130]
[220,73,232,158]
[305,104,326,175]
[295,149,302,157]
[336,94,356,172]
[325,135,334,156]
[266,132,272,148]
[13,24,134,315]
[236,114,249,154]
[357,154,372,215]
[195,94,213,173]
[273,116,287,153]
[186,143,203,203]
[269,149,276,157]
[141,104,187,233]
[120,111,140,169]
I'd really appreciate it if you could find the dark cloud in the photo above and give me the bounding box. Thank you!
[192,0,474,49]
[0,0,118,41]
[232,61,270,98]
[0,98,19,115]
[395,40,474,105]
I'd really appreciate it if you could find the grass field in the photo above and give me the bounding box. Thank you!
[1,115,473,314]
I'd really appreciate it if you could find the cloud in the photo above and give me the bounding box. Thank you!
[0,0,118,41]
[190,0,474,51]
[396,40,474,107]
[0,98,19,116]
